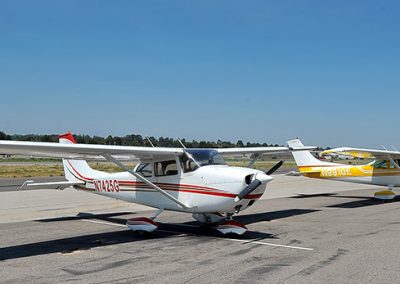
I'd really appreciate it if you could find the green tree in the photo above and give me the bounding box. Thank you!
[236,140,244,147]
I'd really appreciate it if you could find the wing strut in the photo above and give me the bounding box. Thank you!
[103,154,189,209]
[247,154,260,168]
[388,155,400,170]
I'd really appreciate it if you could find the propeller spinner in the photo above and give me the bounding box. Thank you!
[234,160,284,202]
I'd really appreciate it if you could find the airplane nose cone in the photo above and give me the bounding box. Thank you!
[254,172,274,184]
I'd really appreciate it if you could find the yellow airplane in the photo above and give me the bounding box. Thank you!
[287,139,400,200]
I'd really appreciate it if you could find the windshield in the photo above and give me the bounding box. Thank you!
[186,149,226,166]
[181,149,226,172]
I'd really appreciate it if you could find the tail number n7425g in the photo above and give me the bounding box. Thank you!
[93,180,120,192]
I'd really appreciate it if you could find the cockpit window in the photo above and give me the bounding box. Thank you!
[389,159,400,169]
[181,149,226,173]
[180,153,199,173]
[136,163,153,177]
[155,160,178,176]
[372,160,387,169]
[372,159,400,169]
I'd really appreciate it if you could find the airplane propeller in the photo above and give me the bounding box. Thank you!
[234,178,263,202]
[266,160,284,175]
[234,160,284,202]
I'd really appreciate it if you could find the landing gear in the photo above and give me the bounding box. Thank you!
[215,220,247,235]
[374,190,395,200]
[192,212,248,235]
[192,213,226,224]
[126,217,159,233]
[127,210,248,236]
[126,208,164,233]
[374,187,396,201]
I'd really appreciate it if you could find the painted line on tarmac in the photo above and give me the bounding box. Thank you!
[224,238,314,251]
[173,223,313,250]
[81,219,314,251]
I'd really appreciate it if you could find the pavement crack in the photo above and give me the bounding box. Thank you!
[62,256,149,276]
[286,248,349,279]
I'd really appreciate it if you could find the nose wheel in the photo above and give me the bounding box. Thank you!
[215,220,247,235]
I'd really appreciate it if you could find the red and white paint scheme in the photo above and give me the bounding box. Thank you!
[216,220,248,235]
[0,132,313,235]
[126,217,159,233]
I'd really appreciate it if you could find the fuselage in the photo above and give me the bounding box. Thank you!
[299,161,400,187]
[70,162,271,214]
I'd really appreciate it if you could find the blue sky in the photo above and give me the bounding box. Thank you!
[1,1,399,147]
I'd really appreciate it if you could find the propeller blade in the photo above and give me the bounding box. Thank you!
[234,179,262,202]
[266,160,284,175]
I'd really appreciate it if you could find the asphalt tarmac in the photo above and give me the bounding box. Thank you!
[1,175,399,283]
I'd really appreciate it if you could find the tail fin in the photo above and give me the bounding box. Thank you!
[59,132,100,181]
[287,138,338,167]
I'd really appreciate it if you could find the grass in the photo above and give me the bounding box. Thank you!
[0,158,369,178]
[0,157,61,163]
[226,160,297,170]
[0,160,292,178]
[0,164,65,178]
[0,162,136,178]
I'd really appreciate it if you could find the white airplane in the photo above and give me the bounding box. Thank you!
[0,132,313,235]
[287,138,400,200]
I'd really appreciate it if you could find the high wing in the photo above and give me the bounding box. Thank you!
[0,140,184,161]
[320,147,400,160]
[0,140,316,161]
[217,146,316,156]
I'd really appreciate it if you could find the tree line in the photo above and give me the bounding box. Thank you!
[0,131,282,148]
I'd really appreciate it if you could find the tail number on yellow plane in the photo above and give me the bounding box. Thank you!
[93,180,120,192]
[321,167,351,177]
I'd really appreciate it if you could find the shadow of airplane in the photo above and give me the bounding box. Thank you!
[289,193,337,199]
[0,208,318,261]
[36,211,138,223]
[287,188,400,209]
[327,195,400,209]
[235,209,319,224]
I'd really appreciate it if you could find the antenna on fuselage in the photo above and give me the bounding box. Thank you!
[177,137,187,149]
[145,136,155,148]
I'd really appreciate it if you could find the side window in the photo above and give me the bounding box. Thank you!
[373,160,387,169]
[180,154,199,173]
[136,163,153,177]
[390,159,399,169]
[155,160,178,176]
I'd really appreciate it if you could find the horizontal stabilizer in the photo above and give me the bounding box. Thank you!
[20,180,85,190]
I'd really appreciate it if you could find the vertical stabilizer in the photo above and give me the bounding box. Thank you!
[287,139,337,167]
[59,132,99,181]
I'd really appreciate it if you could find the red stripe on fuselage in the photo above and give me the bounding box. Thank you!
[68,161,263,200]
[78,185,262,200]
[67,160,94,181]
